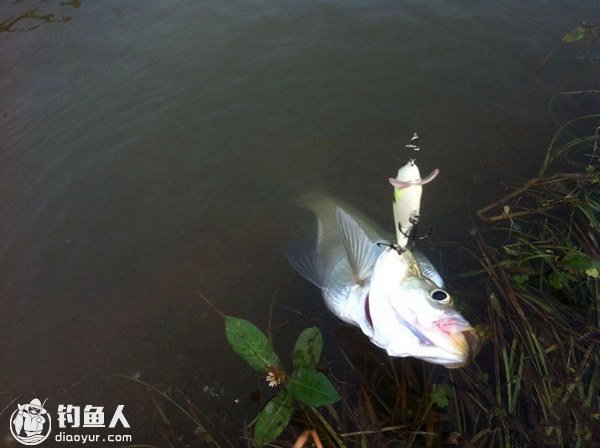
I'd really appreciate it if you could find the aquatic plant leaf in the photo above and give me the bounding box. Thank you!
[254,389,293,444]
[292,327,323,371]
[512,274,529,284]
[563,25,587,43]
[549,272,563,290]
[431,383,453,408]
[287,369,340,407]
[547,270,578,289]
[225,316,281,372]
[560,250,600,271]
[585,268,599,278]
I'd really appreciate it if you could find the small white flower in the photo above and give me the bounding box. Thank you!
[265,367,287,387]
[266,372,278,387]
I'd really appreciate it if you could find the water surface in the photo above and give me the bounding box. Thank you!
[1,0,598,443]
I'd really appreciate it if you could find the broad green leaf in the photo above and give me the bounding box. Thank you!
[292,327,323,371]
[254,389,293,444]
[287,369,340,407]
[563,25,587,43]
[225,316,281,372]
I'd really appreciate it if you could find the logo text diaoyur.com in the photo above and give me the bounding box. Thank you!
[53,433,132,444]
[10,398,133,446]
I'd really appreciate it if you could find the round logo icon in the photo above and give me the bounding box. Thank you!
[9,398,52,446]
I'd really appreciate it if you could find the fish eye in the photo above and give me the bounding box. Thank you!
[430,289,450,303]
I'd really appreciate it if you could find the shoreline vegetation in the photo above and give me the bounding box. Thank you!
[127,113,599,447]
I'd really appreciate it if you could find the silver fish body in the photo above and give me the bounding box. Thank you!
[287,194,480,368]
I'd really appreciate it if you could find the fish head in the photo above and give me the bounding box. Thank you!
[369,250,481,368]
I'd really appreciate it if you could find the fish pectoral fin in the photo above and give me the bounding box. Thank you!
[336,207,382,285]
[285,240,325,288]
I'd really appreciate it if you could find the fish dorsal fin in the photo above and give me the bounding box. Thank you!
[336,208,381,285]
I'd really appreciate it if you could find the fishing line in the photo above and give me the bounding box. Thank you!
[406,0,434,158]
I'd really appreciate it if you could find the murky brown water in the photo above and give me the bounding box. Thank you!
[1,0,599,444]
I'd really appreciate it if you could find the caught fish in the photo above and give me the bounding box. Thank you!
[286,194,481,368]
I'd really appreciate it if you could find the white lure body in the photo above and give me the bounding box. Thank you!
[389,160,440,249]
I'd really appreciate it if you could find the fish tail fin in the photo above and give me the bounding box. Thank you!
[285,240,325,288]
[286,192,341,286]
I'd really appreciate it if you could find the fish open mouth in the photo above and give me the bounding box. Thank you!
[396,313,483,369]
[436,317,483,367]
[439,329,483,368]
[390,312,483,367]
[462,329,483,357]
